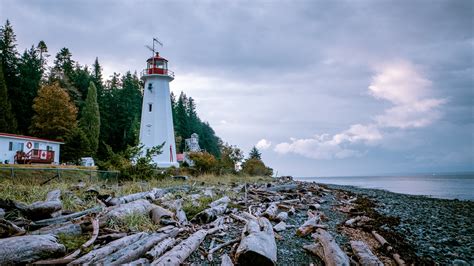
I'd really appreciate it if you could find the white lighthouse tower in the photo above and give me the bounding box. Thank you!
[139,48,178,168]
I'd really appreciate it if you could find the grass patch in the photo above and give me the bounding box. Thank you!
[57,233,90,253]
[182,196,214,218]
[106,212,159,232]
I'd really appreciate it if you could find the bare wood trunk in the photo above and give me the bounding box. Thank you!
[221,254,234,266]
[350,240,383,266]
[145,237,176,260]
[276,211,288,221]
[33,206,102,226]
[296,211,322,237]
[70,232,148,264]
[209,196,230,208]
[97,227,179,265]
[262,202,278,220]
[30,221,82,236]
[150,206,176,226]
[151,229,209,266]
[236,216,277,266]
[108,188,167,206]
[124,258,150,265]
[303,229,349,266]
[24,201,62,220]
[207,238,240,262]
[191,203,227,224]
[371,231,406,266]
[104,199,156,221]
[266,184,298,192]
[273,221,293,232]
[173,199,188,225]
[0,234,65,264]
[0,218,26,237]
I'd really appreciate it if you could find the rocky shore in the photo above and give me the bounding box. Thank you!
[0,177,472,265]
[328,184,474,265]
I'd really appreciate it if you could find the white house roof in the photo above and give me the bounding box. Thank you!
[0,132,64,144]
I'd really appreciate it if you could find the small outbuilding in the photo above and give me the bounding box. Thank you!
[0,133,63,164]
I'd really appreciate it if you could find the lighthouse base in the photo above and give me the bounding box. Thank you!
[155,161,180,168]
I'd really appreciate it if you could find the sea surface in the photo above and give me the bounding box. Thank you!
[297,173,474,200]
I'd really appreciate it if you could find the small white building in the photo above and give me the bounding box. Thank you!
[0,133,63,164]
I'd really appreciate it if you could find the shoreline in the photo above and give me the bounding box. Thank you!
[323,182,474,264]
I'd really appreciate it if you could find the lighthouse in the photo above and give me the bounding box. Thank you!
[139,51,178,168]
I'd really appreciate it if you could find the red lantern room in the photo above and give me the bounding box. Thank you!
[144,52,174,78]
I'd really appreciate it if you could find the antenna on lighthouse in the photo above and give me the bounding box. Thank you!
[145,37,164,70]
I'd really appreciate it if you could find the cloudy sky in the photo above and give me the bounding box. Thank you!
[2,0,473,176]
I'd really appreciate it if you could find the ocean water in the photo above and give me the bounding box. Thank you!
[297,173,474,200]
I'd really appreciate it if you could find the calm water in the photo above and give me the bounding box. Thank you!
[297,173,474,200]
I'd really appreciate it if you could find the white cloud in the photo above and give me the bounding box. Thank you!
[274,60,445,160]
[256,139,272,150]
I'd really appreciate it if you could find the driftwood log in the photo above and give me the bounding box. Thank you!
[191,197,229,224]
[150,206,176,225]
[22,189,63,220]
[151,229,209,266]
[108,188,167,206]
[0,218,26,237]
[235,216,277,265]
[262,202,279,220]
[33,206,102,226]
[70,232,148,264]
[97,227,179,264]
[145,237,176,260]
[30,221,82,236]
[303,229,349,266]
[372,231,405,266]
[350,240,383,266]
[221,254,234,266]
[104,199,156,221]
[173,199,188,225]
[296,211,325,236]
[0,234,65,264]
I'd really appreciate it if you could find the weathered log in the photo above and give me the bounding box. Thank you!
[151,229,209,266]
[0,208,5,219]
[97,227,179,265]
[104,199,156,221]
[345,216,371,227]
[145,237,176,260]
[209,196,231,208]
[150,206,176,226]
[350,240,383,266]
[207,237,240,262]
[273,221,294,232]
[70,232,148,264]
[221,254,234,266]
[266,184,298,192]
[45,189,61,201]
[276,211,288,221]
[124,258,150,265]
[33,206,102,226]
[108,188,167,206]
[296,211,322,237]
[82,218,99,248]
[23,201,62,220]
[30,221,82,236]
[97,232,128,241]
[236,216,277,265]
[0,234,65,264]
[168,199,187,225]
[0,218,25,237]
[371,231,405,266]
[262,202,279,220]
[303,229,349,266]
[191,203,227,224]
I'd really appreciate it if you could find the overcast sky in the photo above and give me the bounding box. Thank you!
[2,0,473,176]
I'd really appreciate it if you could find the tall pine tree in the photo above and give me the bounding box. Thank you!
[79,81,100,154]
[0,61,17,132]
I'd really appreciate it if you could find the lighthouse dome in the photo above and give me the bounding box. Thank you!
[143,52,174,78]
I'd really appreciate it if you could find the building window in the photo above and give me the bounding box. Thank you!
[34,142,39,149]
[149,103,153,112]
[9,142,24,151]
[47,146,52,151]
[148,83,153,91]
[8,142,12,151]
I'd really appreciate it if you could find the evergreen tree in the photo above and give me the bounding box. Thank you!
[249,146,262,160]
[50,48,81,106]
[79,81,100,154]
[0,61,17,132]
[36,40,49,82]
[0,20,19,100]
[16,46,43,133]
[30,82,77,140]
[72,64,91,103]
[91,57,104,98]
[61,127,91,163]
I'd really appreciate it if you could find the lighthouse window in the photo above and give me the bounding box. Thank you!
[148,103,153,112]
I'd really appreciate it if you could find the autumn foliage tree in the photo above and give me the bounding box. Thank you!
[189,152,218,174]
[30,82,77,140]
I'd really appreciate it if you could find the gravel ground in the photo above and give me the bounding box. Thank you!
[327,184,474,265]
